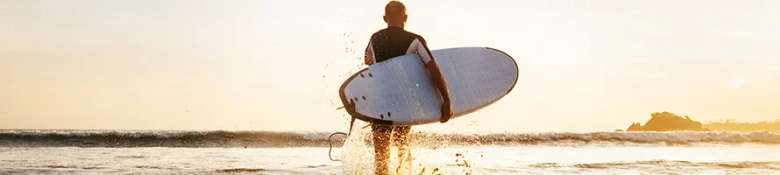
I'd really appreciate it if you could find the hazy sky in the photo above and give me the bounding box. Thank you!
[1,0,779,132]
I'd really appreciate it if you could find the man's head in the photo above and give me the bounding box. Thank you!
[383,1,407,28]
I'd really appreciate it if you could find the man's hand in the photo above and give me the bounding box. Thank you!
[440,100,454,123]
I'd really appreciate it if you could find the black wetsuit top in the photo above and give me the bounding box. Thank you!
[365,26,434,65]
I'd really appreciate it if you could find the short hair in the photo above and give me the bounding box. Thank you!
[384,1,406,22]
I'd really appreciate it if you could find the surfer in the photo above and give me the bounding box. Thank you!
[363,1,454,174]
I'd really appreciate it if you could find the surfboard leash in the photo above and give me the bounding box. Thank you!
[327,116,371,162]
[328,101,358,162]
[327,131,348,161]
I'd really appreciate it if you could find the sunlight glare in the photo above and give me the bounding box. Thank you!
[732,77,746,89]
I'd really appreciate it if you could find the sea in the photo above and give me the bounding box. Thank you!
[1,128,780,175]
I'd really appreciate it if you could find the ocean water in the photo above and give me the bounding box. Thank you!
[1,129,780,175]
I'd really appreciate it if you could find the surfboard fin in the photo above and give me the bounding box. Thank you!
[347,115,357,135]
[344,101,358,135]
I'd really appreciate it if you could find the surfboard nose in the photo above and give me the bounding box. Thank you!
[486,47,513,60]
[485,47,518,94]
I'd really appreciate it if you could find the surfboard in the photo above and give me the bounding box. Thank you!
[338,47,518,126]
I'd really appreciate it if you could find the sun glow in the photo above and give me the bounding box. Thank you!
[732,77,746,89]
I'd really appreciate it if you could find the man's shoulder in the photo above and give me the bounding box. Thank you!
[369,28,388,37]
[368,28,427,44]
[406,30,427,44]
[404,30,425,39]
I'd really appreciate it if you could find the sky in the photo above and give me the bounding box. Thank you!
[1,0,779,132]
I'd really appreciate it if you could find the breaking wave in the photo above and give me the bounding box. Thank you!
[0,130,779,148]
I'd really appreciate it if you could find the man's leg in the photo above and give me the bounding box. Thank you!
[393,126,412,173]
[372,124,392,175]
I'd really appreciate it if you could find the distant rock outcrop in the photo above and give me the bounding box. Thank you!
[625,111,710,132]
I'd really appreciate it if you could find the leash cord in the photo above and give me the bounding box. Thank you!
[328,132,348,161]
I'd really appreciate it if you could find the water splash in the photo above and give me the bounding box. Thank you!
[340,120,376,175]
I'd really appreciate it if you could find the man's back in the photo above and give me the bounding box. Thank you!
[365,26,433,65]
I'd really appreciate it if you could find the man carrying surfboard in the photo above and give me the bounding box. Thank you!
[363,1,454,174]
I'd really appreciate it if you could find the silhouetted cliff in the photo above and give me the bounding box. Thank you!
[624,112,709,132]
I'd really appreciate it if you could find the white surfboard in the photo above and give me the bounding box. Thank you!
[339,47,518,126]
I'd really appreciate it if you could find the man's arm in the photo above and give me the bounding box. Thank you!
[426,57,454,122]
[365,42,376,66]
[407,37,453,122]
